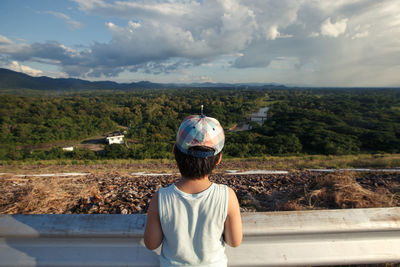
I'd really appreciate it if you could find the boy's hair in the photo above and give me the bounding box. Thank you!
[174,145,221,179]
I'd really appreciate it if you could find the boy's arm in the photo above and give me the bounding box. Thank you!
[144,191,163,250]
[223,187,243,247]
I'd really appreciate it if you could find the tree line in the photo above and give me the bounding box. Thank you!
[225,89,400,157]
[1,88,399,160]
[0,88,264,160]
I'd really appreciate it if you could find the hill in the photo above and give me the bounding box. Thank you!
[0,68,162,91]
[0,68,285,91]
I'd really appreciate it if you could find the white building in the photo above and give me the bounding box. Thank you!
[62,146,74,151]
[105,134,124,145]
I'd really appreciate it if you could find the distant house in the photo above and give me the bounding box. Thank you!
[62,146,74,151]
[105,133,125,145]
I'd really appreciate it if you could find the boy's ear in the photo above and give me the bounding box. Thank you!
[216,153,222,165]
[172,144,176,153]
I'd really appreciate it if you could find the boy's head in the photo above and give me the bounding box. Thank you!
[174,115,224,179]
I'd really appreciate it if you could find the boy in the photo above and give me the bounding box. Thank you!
[144,114,242,267]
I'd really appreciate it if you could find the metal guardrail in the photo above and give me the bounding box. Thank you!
[1,208,399,266]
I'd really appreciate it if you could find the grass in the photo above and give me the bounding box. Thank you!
[0,175,100,214]
[0,158,176,175]
[1,154,399,174]
[222,153,400,171]
[293,172,395,210]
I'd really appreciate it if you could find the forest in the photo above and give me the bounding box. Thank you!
[1,88,399,161]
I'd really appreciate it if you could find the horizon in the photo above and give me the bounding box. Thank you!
[1,0,400,87]
[4,67,400,89]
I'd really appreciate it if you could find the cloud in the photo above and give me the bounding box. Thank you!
[2,0,337,76]
[231,0,400,86]
[11,41,80,63]
[45,11,83,29]
[67,0,300,75]
[74,0,195,19]
[1,0,400,85]
[320,17,348,37]
[352,30,369,39]
[266,25,293,40]
[56,0,260,76]
[266,25,281,40]
[8,61,44,76]
[0,35,13,45]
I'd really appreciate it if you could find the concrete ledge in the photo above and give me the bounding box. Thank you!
[1,208,400,266]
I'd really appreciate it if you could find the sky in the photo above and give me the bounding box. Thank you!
[0,0,400,86]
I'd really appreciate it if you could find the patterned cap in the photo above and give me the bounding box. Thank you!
[176,115,225,158]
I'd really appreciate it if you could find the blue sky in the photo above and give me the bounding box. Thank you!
[1,0,400,86]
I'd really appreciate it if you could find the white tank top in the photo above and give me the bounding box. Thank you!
[158,183,229,267]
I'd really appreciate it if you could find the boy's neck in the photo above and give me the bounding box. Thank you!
[175,176,212,194]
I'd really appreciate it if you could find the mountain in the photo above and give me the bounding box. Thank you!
[0,68,285,91]
[0,68,163,91]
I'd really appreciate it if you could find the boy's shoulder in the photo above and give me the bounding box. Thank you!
[158,182,230,196]
[159,183,174,192]
[213,182,228,189]
[213,183,233,190]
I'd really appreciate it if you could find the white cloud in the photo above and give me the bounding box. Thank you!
[352,30,369,39]
[45,11,83,29]
[266,25,280,40]
[266,24,293,40]
[0,36,30,54]
[178,70,214,83]
[199,75,213,83]
[8,61,44,76]
[320,17,348,37]
[0,35,12,45]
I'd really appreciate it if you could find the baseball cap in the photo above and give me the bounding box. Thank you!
[176,115,225,158]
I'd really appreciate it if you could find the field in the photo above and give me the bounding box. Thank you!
[2,153,400,173]
[1,156,399,214]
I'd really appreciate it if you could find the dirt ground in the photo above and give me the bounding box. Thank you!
[1,168,399,214]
